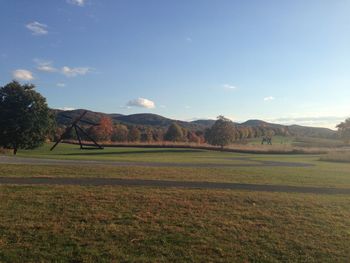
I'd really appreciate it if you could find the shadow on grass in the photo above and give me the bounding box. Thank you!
[59,149,203,156]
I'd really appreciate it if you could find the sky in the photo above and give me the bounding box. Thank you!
[1,0,350,129]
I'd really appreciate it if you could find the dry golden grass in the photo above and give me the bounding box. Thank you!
[320,151,350,163]
[0,148,11,155]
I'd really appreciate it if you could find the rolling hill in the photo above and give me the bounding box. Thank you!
[54,109,337,138]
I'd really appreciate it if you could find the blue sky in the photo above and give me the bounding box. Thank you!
[1,0,350,129]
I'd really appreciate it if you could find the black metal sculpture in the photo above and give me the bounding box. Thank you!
[261,136,272,145]
[50,110,104,151]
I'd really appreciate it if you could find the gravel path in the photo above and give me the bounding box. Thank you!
[0,177,348,194]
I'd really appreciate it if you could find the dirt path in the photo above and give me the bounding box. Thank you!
[0,156,314,168]
[0,177,348,194]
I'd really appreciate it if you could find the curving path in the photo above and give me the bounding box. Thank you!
[0,177,349,195]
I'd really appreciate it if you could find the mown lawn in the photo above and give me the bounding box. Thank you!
[1,144,350,262]
[0,186,349,262]
[1,162,350,188]
[14,143,317,164]
[1,143,349,188]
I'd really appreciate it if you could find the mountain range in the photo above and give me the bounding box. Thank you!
[54,109,337,138]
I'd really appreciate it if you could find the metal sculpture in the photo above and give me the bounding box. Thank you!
[50,110,104,151]
[261,136,272,145]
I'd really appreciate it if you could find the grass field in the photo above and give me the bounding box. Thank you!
[1,143,350,262]
[1,143,348,188]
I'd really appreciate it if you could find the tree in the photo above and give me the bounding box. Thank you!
[141,128,153,142]
[128,126,141,142]
[187,131,201,144]
[164,122,184,142]
[195,130,206,143]
[0,81,53,154]
[89,117,114,141]
[205,116,236,148]
[152,128,165,142]
[337,118,350,144]
[111,124,128,142]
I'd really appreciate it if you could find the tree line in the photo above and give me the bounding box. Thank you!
[1,81,350,154]
[54,115,291,146]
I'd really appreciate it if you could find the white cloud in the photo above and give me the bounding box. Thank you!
[127,98,156,109]
[67,0,86,6]
[26,21,48,35]
[186,37,193,42]
[61,66,90,77]
[264,96,275,101]
[35,59,57,72]
[56,83,66,87]
[33,60,91,77]
[12,69,34,81]
[223,84,237,90]
[58,107,76,111]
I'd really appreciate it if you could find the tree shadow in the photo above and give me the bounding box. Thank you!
[60,149,203,156]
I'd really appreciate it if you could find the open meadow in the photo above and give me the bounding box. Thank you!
[2,1,350,262]
[0,143,350,262]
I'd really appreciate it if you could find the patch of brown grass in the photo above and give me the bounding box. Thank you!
[0,148,11,155]
[320,151,350,163]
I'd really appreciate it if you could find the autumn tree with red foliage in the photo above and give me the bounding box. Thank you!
[89,117,114,141]
[187,131,201,143]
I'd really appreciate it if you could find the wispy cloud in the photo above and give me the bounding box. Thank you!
[264,96,275,101]
[127,98,156,109]
[33,59,91,77]
[223,84,237,90]
[186,37,193,43]
[269,116,347,129]
[58,107,76,111]
[12,69,34,81]
[34,59,57,72]
[56,83,66,87]
[61,66,91,77]
[26,21,48,35]
[67,0,86,6]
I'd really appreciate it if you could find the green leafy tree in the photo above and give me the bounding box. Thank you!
[0,81,53,154]
[205,115,236,148]
[164,122,184,142]
[337,118,350,144]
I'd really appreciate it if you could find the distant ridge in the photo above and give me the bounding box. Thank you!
[54,109,336,138]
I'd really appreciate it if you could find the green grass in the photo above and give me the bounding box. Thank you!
[1,143,349,188]
[293,137,345,148]
[17,143,246,163]
[1,143,350,261]
[245,135,295,146]
[13,142,320,163]
[0,186,349,262]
